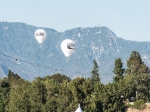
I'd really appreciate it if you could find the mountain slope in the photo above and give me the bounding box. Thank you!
[0,22,150,83]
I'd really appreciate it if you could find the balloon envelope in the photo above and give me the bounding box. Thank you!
[34,29,47,44]
[61,39,75,58]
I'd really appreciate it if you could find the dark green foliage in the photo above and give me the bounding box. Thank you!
[43,97,57,112]
[8,70,24,88]
[113,58,124,82]
[100,83,127,112]
[0,78,10,111]
[125,51,150,100]
[0,80,9,88]
[91,60,100,84]
[1,51,150,111]
[43,73,71,83]
[85,82,103,112]
[133,73,149,100]
[29,78,46,111]
[125,51,149,74]
[7,81,31,112]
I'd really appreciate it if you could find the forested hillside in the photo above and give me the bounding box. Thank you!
[0,51,149,112]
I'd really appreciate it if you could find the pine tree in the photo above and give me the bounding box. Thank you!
[125,51,150,100]
[125,51,149,75]
[113,58,124,82]
[91,60,100,84]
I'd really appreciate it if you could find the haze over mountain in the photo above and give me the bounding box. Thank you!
[0,22,150,83]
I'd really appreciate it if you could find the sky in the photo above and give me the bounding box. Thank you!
[0,0,150,41]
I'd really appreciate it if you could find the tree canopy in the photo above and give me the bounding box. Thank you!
[0,51,149,111]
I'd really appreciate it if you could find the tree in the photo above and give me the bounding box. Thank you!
[86,82,103,112]
[91,60,100,84]
[70,77,85,102]
[113,58,124,82]
[133,73,149,100]
[0,77,10,111]
[43,73,71,83]
[57,80,72,112]
[6,81,31,112]
[30,78,46,111]
[43,78,59,112]
[100,83,127,112]
[8,70,24,88]
[125,51,150,100]
[125,51,149,75]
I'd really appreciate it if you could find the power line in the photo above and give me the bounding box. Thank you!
[0,52,65,72]
[0,52,114,77]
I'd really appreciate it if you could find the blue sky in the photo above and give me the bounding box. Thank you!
[0,0,150,41]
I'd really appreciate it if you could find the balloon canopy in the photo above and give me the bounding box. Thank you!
[34,29,47,44]
[61,39,75,58]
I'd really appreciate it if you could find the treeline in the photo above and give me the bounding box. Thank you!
[0,51,150,112]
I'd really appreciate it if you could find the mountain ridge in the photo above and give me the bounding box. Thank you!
[0,22,150,83]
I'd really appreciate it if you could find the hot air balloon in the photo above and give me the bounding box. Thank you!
[34,29,47,77]
[61,39,75,58]
[34,29,47,44]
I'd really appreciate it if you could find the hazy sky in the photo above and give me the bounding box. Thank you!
[0,0,150,41]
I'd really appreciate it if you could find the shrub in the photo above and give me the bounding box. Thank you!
[133,99,146,110]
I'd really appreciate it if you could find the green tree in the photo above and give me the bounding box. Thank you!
[91,60,100,84]
[43,73,71,83]
[30,77,46,112]
[82,78,94,111]
[133,73,149,100]
[43,78,59,112]
[113,58,124,82]
[100,83,127,112]
[88,82,103,112]
[64,77,85,111]
[0,77,10,111]
[8,70,24,88]
[121,75,135,100]
[125,51,149,74]
[125,51,150,100]
[6,81,31,112]
[57,80,72,112]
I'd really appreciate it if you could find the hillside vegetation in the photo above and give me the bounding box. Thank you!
[0,51,150,111]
